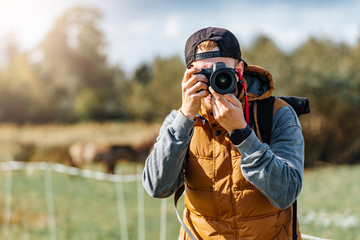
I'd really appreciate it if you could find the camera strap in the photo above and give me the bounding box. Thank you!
[174,185,198,240]
[235,68,249,124]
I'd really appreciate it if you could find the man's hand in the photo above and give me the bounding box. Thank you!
[180,68,209,120]
[209,86,247,133]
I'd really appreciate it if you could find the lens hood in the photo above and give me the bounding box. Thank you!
[210,63,237,94]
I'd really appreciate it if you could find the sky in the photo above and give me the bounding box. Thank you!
[0,0,359,74]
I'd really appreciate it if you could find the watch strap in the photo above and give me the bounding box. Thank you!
[228,125,252,145]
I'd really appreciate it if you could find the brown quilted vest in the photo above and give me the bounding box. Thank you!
[178,66,301,240]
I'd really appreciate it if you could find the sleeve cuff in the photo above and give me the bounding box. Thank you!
[236,131,264,159]
[171,111,196,139]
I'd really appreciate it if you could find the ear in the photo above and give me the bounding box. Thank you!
[236,61,244,75]
[235,61,245,81]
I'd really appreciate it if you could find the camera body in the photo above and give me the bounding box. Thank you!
[196,62,238,94]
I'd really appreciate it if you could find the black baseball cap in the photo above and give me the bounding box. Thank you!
[184,27,244,67]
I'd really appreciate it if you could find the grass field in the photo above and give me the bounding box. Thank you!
[0,162,359,240]
[297,164,360,240]
[0,122,359,239]
[0,162,183,240]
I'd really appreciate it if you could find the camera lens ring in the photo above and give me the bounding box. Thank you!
[210,68,237,94]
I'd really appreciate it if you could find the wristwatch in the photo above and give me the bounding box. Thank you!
[228,125,252,145]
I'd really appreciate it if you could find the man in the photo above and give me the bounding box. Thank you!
[143,27,304,239]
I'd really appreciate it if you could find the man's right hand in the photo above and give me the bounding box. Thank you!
[180,67,209,120]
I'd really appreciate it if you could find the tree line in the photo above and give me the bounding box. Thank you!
[0,6,359,166]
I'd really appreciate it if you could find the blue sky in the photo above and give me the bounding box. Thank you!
[0,0,359,73]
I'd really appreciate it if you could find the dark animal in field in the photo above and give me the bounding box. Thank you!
[68,136,156,174]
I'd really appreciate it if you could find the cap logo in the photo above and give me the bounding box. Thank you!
[195,51,221,61]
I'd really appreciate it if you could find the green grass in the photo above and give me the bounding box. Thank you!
[298,165,360,240]
[0,162,182,240]
[0,162,359,240]
[1,122,358,239]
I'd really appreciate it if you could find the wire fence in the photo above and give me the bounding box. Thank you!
[0,160,331,240]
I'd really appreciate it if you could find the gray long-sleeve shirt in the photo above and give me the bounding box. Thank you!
[142,105,304,209]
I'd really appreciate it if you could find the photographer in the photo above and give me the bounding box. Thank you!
[143,27,304,239]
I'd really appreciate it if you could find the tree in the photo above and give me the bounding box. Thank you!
[0,51,41,122]
[291,38,360,165]
[148,56,184,119]
[132,63,153,85]
[36,6,128,122]
[243,35,292,96]
[125,56,184,121]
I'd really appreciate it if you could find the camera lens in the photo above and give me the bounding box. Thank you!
[215,73,232,90]
[210,69,237,94]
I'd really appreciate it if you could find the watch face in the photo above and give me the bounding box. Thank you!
[230,126,251,145]
[230,130,245,145]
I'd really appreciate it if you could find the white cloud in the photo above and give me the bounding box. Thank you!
[129,20,154,36]
[163,16,181,38]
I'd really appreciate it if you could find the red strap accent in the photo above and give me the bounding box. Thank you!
[235,68,249,124]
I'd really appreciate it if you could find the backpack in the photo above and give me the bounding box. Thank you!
[175,96,310,240]
[253,96,310,144]
[255,96,310,240]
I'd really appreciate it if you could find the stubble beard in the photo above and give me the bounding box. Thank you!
[201,94,212,113]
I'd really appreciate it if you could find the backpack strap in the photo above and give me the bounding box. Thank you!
[254,96,310,144]
[253,96,289,144]
[255,96,308,240]
[292,200,298,240]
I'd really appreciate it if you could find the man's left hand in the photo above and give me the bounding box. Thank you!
[209,87,247,133]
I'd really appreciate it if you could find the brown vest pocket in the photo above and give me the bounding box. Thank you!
[185,185,217,218]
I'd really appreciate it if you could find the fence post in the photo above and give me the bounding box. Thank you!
[44,163,57,240]
[137,165,145,240]
[160,198,167,240]
[115,169,129,240]
[3,156,13,239]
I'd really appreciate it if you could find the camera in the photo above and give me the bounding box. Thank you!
[196,62,238,94]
